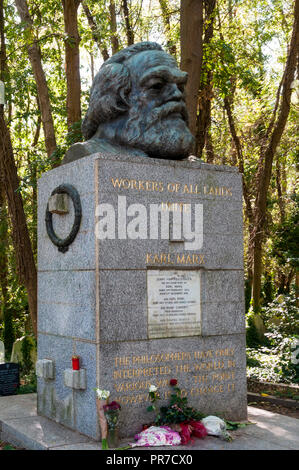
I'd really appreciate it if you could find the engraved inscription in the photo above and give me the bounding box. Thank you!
[110,349,238,406]
[110,177,233,198]
[147,270,201,339]
[146,253,205,265]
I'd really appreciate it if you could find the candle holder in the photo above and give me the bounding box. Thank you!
[72,355,80,370]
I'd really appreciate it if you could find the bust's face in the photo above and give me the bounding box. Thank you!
[117,50,194,159]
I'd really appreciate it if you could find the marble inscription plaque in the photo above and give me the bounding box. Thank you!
[147,270,201,338]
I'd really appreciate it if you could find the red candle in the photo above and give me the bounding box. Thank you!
[72,355,80,370]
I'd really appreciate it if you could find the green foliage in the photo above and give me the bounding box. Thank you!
[247,290,299,385]
[246,312,264,348]
[246,354,261,368]
[271,194,299,270]
[17,371,37,394]
[20,335,35,375]
[261,272,275,306]
[225,420,250,431]
[247,338,299,385]
[2,305,15,360]
[155,383,204,425]
[0,283,29,344]
[2,443,17,450]
[147,405,155,412]
[244,278,252,313]
[261,291,299,337]
[273,389,299,400]
[65,120,83,147]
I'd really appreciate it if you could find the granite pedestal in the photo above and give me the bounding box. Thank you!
[37,153,247,439]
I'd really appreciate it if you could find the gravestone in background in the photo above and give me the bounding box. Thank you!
[10,336,37,365]
[0,340,4,363]
[0,363,20,396]
[36,153,247,439]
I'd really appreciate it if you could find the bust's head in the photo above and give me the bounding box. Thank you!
[64,42,195,164]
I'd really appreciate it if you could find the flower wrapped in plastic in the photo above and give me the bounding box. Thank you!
[201,416,231,441]
[103,401,121,448]
[94,388,110,449]
[131,426,181,448]
[176,421,208,445]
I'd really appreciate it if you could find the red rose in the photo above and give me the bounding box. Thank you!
[170,379,178,386]
[103,401,121,411]
[109,401,121,410]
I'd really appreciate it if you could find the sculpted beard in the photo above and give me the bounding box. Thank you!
[118,100,195,158]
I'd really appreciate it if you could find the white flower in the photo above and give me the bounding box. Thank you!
[149,385,157,393]
[95,388,110,400]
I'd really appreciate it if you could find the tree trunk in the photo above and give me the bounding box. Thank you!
[62,0,81,131]
[159,0,177,57]
[224,95,254,224]
[90,52,94,81]
[82,1,109,61]
[296,269,299,309]
[205,127,215,163]
[196,82,212,157]
[122,0,134,46]
[28,109,41,255]
[0,0,8,312]
[275,158,286,223]
[196,0,216,158]
[15,0,57,160]
[252,0,299,313]
[0,183,8,307]
[0,111,37,336]
[180,0,203,138]
[0,0,37,336]
[1,173,12,357]
[109,0,119,54]
[285,268,294,293]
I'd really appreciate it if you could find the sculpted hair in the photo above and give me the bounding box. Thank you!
[82,42,163,140]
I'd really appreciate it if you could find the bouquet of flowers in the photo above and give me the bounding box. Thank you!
[132,425,181,447]
[103,401,122,448]
[146,380,207,445]
[94,388,110,449]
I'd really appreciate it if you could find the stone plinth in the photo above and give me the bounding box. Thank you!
[64,369,87,390]
[36,359,55,380]
[37,153,247,440]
